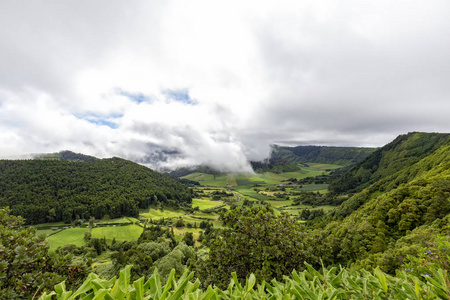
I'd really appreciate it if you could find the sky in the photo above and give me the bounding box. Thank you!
[1,0,450,172]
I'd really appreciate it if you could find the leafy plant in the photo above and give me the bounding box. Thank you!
[40,263,450,299]
[0,208,87,299]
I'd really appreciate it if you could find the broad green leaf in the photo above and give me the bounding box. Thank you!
[247,274,256,292]
[118,265,132,294]
[91,289,108,300]
[374,267,388,294]
[133,277,144,300]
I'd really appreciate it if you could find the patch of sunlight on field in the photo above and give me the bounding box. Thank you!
[140,207,187,220]
[192,198,224,210]
[91,225,143,242]
[46,227,89,251]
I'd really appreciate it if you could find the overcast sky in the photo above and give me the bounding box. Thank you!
[1,0,450,172]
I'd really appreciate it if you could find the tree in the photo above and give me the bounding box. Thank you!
[182,232,194,246]
[198,206,329,288]
[0,208,87,299]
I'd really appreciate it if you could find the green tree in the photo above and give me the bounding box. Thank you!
[198,206,328,287]
[0,208,87,299]
[182,232,194,246]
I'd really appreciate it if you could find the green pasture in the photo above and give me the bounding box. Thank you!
[91,224,143,242]
[37,228,60,237]
[46,227,89,251]
[95,217,134,224]
[265,199,295,208]
[233,186,274,201]
[183,173,237,187]
[306,163,342,171]
[140,207,187,220]
[192,198,224,210]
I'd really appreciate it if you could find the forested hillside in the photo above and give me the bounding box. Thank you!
[324,136,450,273]
[0,158,192,224]
[251,145,375,172]
[329,132,450,194]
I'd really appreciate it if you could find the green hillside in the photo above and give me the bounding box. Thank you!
[325,137,450,272]
[252,145,375,173]
[329,132,450,195]
[0,157,192,224]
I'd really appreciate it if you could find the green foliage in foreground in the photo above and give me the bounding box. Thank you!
[0,208,87,300]
[196,207,329,288]
[40,263,450,300]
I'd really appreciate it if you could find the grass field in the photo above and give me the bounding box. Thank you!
[91,224,143,242]
[192,198,224,210]
[140,207,187,220]
[46,227,89,251]
[36,228,60,237]
[233,186,274,201]
[306,163,342,170]
[265,199,295,207]
[95,217,134,224]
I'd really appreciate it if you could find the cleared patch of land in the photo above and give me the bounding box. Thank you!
[91,224,143,242]
[140,207,187,220]
[192,198,224,210]
[46,227,89,251]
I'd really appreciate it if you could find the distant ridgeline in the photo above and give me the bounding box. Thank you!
[0,155,192,224]
[33,150,98,162]
[251,145,376,173]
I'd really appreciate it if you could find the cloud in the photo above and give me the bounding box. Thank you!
[1,0,450,171]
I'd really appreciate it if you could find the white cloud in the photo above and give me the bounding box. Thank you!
[1,0,450,171]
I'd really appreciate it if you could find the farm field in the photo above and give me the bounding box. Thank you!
[41,163,340,253]
[140,207,187,220]
[91,224,143,242]
[184,164,340,188]
[192,198,224,210]
[95,217,135,224]
[306,163,342,170]
[265,199,295,208]
[46,227,89,251]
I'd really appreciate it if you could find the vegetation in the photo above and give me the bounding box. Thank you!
[0,157,192,224]
[40,263,449,299]
[2,132,450,298]
[251,145,375,172]
[0,208,87,299]
[329,132,450,194]
[197,207,329,288]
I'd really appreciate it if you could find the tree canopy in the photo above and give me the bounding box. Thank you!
[0,157,192,224]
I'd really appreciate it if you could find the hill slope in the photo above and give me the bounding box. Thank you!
[0,157,192,224]
[329,132,450,195]
[251,145,375,173]
[325,137,450,272]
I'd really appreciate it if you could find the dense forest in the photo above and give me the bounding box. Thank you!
[329,132,450,194]
[0,157,192,224]
[320,134,450,273]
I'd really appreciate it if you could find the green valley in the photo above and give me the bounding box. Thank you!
[1,133,449,299]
